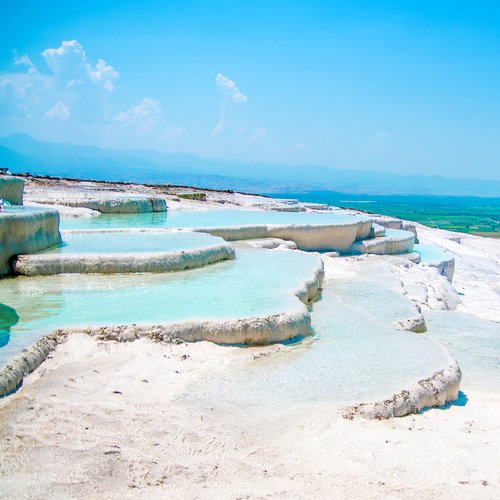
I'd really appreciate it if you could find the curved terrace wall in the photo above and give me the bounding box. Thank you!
[349,228,415,255]
[29,193,167,213]
[14,230,236,275]
[194,219,373,252]
[0,207,61,275]
[342,346,461,419]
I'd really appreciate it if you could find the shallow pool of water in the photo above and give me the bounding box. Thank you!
[425,310,500,391]
[180,279,450,408]
[60,209,366,231]
[42,230,225,254]
[414,244,453,264]
[384,228,414,239]
[0,249,321,367]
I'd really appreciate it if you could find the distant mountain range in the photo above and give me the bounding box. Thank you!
[1,133,499,197]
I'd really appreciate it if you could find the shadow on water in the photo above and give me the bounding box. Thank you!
[0,303,20,348]
[421,391,469,413]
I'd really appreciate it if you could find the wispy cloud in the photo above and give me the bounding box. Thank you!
[212,73,247,135]
[248,126,267,144]
[212,106,226,136]
[44,101,70,121]
[14,54,37,73]
[215,73,247,103]
[115,97,162,132]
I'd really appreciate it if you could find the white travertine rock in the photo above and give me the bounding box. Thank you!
[349,229,415,255]
[28,202,101,219]
[0,175,24,205]
[194,220,373,252]
[342,346,461,419]
[14,242,236,275]
[239,238,298,250]
[0,333,60,396]
[26,192,167,213]
[0,207,62,275]
[369,223,386,238]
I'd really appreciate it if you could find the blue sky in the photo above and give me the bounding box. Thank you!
[1,0,500,180]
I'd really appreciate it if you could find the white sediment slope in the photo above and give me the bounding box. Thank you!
[0,177,499,498]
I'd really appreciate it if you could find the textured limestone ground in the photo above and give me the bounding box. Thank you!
[0,181,499,498]
[1,335,498,499]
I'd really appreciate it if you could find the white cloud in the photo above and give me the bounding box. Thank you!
[41,40,118,91]
[215,73,247,103]
[115,97,162,132]
[212,73,247,135]
[42,40,86,74]
[212,106,225,136]
[44,101,70,121]
[14,54,37,74]
[0,69,53,116]
[88,58,119,92]
[0,39,119,123]
[248,126,267,144]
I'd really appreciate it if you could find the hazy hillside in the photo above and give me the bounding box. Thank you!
[1,134,499,196]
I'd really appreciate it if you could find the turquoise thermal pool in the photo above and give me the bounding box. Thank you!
[0,249,321,368]
[180,280,450,408]
[383,228,415,239]
[41,230,227,254]
[60,208,367,230]
[414,243,453,264]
